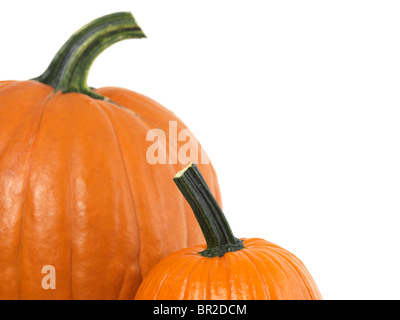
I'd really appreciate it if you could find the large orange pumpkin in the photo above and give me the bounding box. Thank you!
[135,163,322,300]
[0,12,221,299]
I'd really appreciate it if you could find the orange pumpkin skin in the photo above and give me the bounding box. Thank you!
[135,238,321,300]
[0,14,221,299]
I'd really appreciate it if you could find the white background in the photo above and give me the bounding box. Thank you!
[1,1,400,300]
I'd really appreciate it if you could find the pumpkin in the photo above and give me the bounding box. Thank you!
[135,163,322,300]
[0,12,221,299]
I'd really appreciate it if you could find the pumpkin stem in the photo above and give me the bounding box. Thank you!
[173,163,244,257]
[33,12,146,100]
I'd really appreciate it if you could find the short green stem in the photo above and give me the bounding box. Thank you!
[34,12,145,100]
[173,163,244,257]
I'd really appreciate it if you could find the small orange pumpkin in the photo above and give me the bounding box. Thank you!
[135,163,322,300]
[0,13,221,299]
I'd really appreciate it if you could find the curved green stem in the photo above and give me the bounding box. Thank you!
[34,12,146,100]
[173,163,244,257]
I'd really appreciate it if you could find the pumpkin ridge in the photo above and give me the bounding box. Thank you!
[92,98,143,290]
[16,90,56,299]
[225,249,267,299]
[206,256,213,300]
[223,252,232,300]
[182,255,210,299]
[92,90,159,130]
[235,250,265,299]
[148,252,191,299]
[111,102,158,129]
[156,254,199,299]
[207,252,229,299]
[252,245,308,299]
[184,253,213,300]
[0,81,16,92]
[0,84,42,161]
[261,244,320,299]
[146,266,171,299]
[68,157,74,299]
[265,246,312,298]
[240,247,271,299]
[223,250,243,299]
[248,246,288,299]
